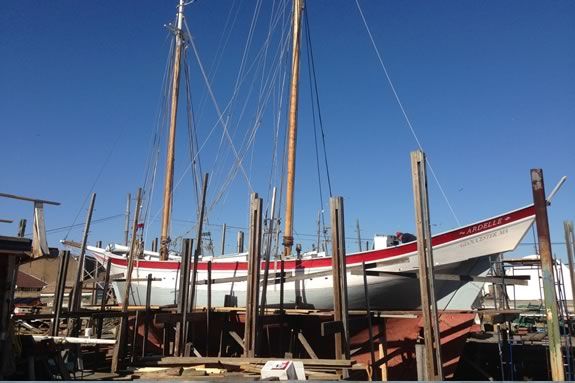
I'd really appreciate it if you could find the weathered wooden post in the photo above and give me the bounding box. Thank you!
[531,168,564,381]
[411,150,443,380]
[188,173,209,351]
[51,250,70,336]
[362,262,377,379]
[220,224,227,255]
[330,196,350,363]
[244,192,263,357]
[237,231,244,253]
[111,187,142,373]
[142,273,153,357]
[564,221,575,312]
[70,193,96,336]
[175,238,193,357]
[96,260,112,339]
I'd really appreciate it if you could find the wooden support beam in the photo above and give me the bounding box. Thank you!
[244,192,263,357]
[220,224,226,255]
[0,192,60,205]
[175,238,193,357]
[229,331,246,350]
[411,150,443,380]
[362,262,377,379]
[330,196,350,365]
[297,331,318,359]
[111,187,142,373]
[564,221,575,315]
[237,231,244,253]
[142,273,153,357]
[188,173,209,321]
[70,193,96,336]
[531,168,564,381]
[51,250,70,336]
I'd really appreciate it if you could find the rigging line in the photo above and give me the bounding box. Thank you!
[143,38,175,234]
[304,10,325,214]
[304,8,333,198]
[144,37,176,240]
[63,124,127,241]
[185,19,254,193]
[33,214,124,237]
[195,0,241,119]
[183,51,202,207]
[355,0,460,226]
[208,31,291,212]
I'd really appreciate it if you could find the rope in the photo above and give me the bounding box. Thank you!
[355,0,460,226]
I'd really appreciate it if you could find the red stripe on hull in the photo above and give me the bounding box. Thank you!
[108,205,535,272]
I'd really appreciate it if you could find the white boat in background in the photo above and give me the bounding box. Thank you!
[79,204,535,310]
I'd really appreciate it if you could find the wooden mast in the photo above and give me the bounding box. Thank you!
[160,0,185,261]
[282,0,304,257]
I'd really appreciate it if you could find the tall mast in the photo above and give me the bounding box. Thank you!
[282,0,304,257]
[160,0,186,261]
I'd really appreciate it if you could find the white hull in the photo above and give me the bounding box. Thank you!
[85,205,535,310]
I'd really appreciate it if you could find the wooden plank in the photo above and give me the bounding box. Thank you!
[297,331,318,359]
[0,192,60,205]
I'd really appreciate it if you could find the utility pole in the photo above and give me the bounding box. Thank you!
[531,169,564,381]
[160,0,186,261]
[220,223,226,255]
[124,193,131,246]
[356,219,362,252]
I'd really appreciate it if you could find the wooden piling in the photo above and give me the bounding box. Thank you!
[152,238,158,253]
[563,221,575,312]
[329,196,350,362]
[531,168,564,381]
[96,260,112,339]
[70,193,96,336]
[362,262,377,379]
[51,250,70,336]
[237,231,244,253]
[142,273,153,357]
[188,173,209,347]
[411,150,443,380]
[175,238,193,357]
[244,193,263,358]
[220,224,226,255]
[111,187,142,373]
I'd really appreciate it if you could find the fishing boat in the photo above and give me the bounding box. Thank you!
[63,0,537,313]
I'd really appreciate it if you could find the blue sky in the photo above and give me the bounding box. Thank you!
[1,1,574,259]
